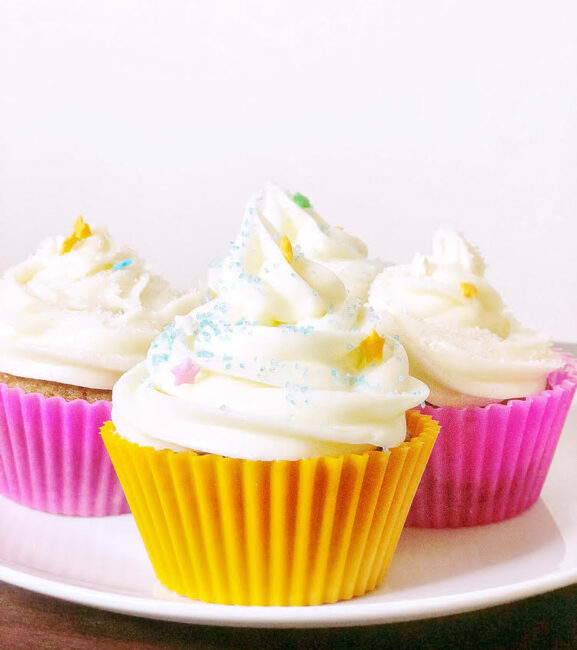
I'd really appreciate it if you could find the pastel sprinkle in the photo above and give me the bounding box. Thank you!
[360,330,385,364]
[171,358,201,386]
[460,282,478,298]
[292,192,311,209]
[60,216,92,255]
[279,235,294,264]
[112,258,133,271]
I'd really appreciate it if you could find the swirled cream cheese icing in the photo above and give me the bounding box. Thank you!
[0,218,202,390]
[368,229,562,407]
[112,210,428,460]
[208,184,385,302]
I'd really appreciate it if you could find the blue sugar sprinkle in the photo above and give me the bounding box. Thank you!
[240,363,246,369]
[223,355,232,362]
[112,258,133,271]
[151,352,169,367]
[331,369,339,378]
[225,363,232,370]
[196,350,214,359]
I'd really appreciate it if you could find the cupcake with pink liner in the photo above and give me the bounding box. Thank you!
[369,229,576,527]
[0,217,202,516]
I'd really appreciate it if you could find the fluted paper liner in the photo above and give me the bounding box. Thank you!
[0,383,130,516]
[101,410,438,606]
[406,353,577,528]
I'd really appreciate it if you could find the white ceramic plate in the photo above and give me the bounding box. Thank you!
[0,401,576,629]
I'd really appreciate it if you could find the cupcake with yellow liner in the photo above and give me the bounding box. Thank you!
[369,229,575,528]
[0,217,202,516]
[102,200,438,606]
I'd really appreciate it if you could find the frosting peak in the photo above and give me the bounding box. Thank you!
[0,220,202,389]
[209,184,385,303]
[418,228,486,276]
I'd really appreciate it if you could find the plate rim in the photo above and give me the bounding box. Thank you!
[1,558,576,628]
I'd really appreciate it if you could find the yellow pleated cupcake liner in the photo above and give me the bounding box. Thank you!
[101,410,439,606]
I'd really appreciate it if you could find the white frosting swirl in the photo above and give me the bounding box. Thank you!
[369,230,562,407]
[208,184,384,302]
[112,210,428,460]
[0,222,203,389]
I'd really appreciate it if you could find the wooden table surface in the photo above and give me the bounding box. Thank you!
[1,581,576,649]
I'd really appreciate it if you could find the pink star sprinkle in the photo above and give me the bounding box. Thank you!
[171,358,201,386]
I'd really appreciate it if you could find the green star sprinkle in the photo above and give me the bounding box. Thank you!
[292,192,311,209]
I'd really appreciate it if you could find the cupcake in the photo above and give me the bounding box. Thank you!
[0,217,202,515]
[102,202,438,606]
[369,229,576,527]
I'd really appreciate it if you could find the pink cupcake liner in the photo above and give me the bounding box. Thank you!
[0,383,130,516]
[406,353,577,528]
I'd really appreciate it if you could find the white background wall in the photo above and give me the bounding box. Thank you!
[0,0,576,340]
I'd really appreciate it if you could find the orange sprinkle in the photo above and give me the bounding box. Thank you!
[360,330,385,364]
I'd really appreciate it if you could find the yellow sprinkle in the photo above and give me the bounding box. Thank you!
[60,235,76,255]
[360,330,385,364]
[60,216,92,255]
[460,282,478,299]
[73,216,91,239]
[86,262,113,276]
[279,235,293,264]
